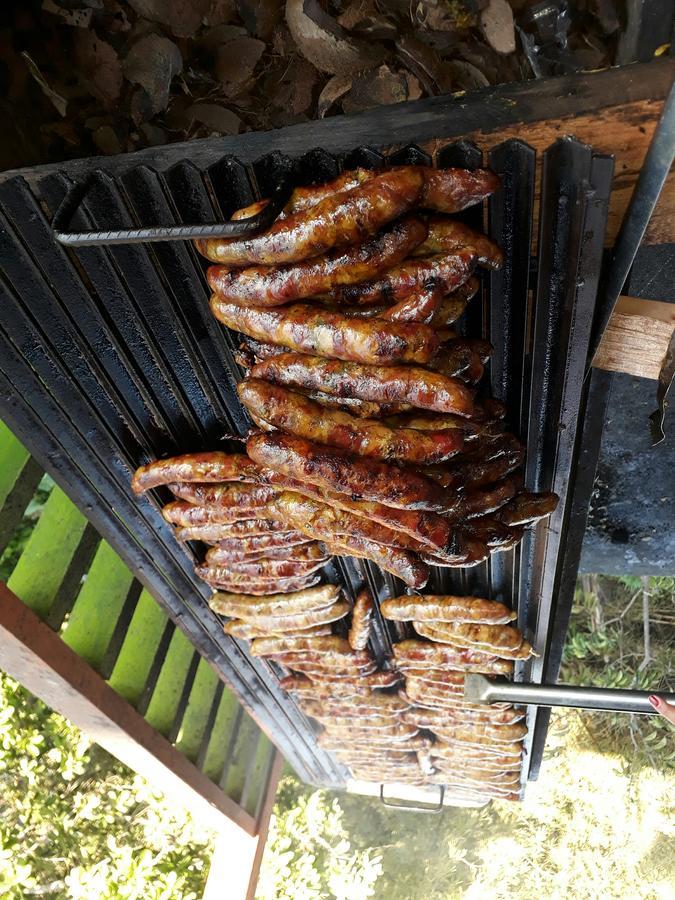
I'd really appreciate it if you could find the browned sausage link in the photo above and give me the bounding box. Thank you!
[197,169,425,267]
[318,733,430,752]
[404,668,465,688]
[383,255,475,323]
[214,532,313,554]
[223,620,333,640]
[269,658,378,677]
[207,216,427,307]
[213,299,440,366]
[404,707,524,729]
[308,693,411,714]
[453,477,519,520]
[348,588,374,651]
[497,491,559,526]
[431,750,522,769]
[381,595,516,625]
[162,500,275,527]
[168,482,280,509]
[321,717,418,734]
[412,218,504,268]
[248,432,460,512]
[393,642,514,676]
[419,167,501,212]
[132,452,262,494]
[205,541,326,565]
[251,353,473,416]
[414,621,535,659]
[320,724,420,743]
[202,568,320,587]
[325,536,429,590]
[458,516,523,549]
[206,574,321,595]
[175,519,299,543]
[431,721,528,744]
[300,699,404,720]
[223,600,351,634]
[306,391,412,419]
[210,585,340,616]
[420,538,490,569]
[197,557,327,584]
[250,635,357,655]
[239,379,465,465]
[423,449,525,494]
[430,277,480,327]
[333,252,478,307]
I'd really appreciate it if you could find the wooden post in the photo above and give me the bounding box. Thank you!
[593,295,675,379]
[0,581,257,836]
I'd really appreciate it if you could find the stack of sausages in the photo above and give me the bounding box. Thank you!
[191,165,558,587]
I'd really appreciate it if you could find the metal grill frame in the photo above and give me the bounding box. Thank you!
[0,111,615,789]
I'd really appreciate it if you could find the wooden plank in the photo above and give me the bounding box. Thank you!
[6,486,90,618]
[61,541,135,666]
[0,581,257,834]
[106,588,168,705]
[6,61,673,247]
[594,295,675,379]
[0,421,43,557]
[144,627,195,735]
[245,752,285,900]
[174,658,220,762]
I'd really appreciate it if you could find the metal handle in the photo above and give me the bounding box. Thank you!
[464,673,675,715]
[379,783,445,813]
[52,171,294,246]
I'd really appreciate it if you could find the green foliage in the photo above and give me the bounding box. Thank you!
[0,672,213,899]
[256,777,382,900]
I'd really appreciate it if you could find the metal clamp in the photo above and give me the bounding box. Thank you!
[379,783,445,813]
[51,171,294,246]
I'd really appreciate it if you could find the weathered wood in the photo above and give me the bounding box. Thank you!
[0,581,257,834]
[0,421,43,557]
[6,60,673,247]
[594,295,675,379]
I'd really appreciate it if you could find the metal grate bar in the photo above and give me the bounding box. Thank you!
[196,680,225,772]
[99,579,144,680]
[168,650,202,744]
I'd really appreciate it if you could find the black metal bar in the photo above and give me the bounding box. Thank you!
[0,457,43,558]
[253,743,278,826]
[239,731,263,812]
[44,524,101,631]
[99,579,144,680]
[168,651,201,744]
[137,620,176,716]
[196,680,225,772]
[51,171,293,246]
[219,706,245,790]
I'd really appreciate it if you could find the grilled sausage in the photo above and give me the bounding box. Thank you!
[168,482,280,509]
[319,724,420,743]
[163,500,274,527]
[392,640,514,675]
[205,574,321,594]
[348,588,375,651]
[197,168,425,266]
[212,299,440,366]
[132,452,261,494]
[214,532,314,554]
[381,595,516,625]
[221,600,351,633]
[412,621,534,659]
[430,721,528,744]
[223,619,333,640]
[205,541,327,565]
[210,585,340,617]
[197,557,327,583]
[413,218,504,268]
[497,491,559,525]
[333,252,478,307]
[422,449,525,493]
[430,277,480,327]
[238,379,465,464]
[250,634,364,656]
[248,432,459,512]
[175,519,298,543]
[324,536,429,589]
[250,353,474,416]
[403,706,524,729]
[381,282,446,324]
[207,216,427,306]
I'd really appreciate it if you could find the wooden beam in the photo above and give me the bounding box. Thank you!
[593,295,675,379]
[0,581,257,836]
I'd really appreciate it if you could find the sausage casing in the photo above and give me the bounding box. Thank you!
[210,585,340,617]
[132,452,261,494]
[381,595,516,625]
[348,588,375,651]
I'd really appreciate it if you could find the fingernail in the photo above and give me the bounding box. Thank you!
[649,695,660,707]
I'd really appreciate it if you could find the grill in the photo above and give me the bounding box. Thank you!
[0,123,613,791]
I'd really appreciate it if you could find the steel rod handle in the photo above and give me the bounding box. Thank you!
[464,674,675,715]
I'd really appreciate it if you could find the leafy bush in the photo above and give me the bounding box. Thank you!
[0,672,213,899]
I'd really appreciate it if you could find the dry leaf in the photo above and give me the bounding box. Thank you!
[92,123,124,154]
[317,72,353,117]
[74,29,123,106]
[214,36,265,95]
[446,58,489,90]
[204,0,237,25]
[124,34,183,115]
[286,0,386,75]
[21,51,68,116]
[267,56,319,119]
[341,64,413,115]
[238,0,284,40]
[415,0,478,32]
[337,0,398,39]
[480,0,516,55]
[395,34,454,94]
[127,0,210,38]
[187,102,241,134]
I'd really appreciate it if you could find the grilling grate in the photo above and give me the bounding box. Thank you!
[0,135,612,790]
